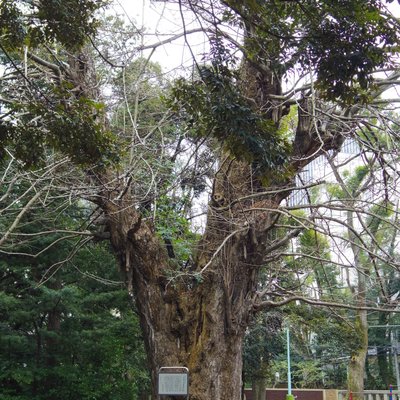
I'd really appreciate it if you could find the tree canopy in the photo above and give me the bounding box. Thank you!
[1,0,400,399]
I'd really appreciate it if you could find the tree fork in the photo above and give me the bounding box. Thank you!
[65,25,353,399]
[96,52,306,398]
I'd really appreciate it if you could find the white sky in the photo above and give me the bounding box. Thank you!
[112,0,211,74]
[111,0,400,95]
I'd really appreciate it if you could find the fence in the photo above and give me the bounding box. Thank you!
[244,389,399,400]
[244,388,326,400]
[338,391,399,400]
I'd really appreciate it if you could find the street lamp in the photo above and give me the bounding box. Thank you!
[287,328,294,400]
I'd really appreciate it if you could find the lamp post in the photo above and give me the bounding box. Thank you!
[286,328,294,400]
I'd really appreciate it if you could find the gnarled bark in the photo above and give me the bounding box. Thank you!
[27,16,353,397]
[99,194,248,399]
[90,46,348,397]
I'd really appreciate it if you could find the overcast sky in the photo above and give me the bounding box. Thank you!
[112,0,211,73]
[112,0,400,85]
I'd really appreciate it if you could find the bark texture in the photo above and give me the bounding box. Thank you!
[348,312,368,400]
[89,50,346,398]
[60,21,348,397]
[252,360,268,400]
[346,209,369,400]
[89,54,288,398]
[98,194,248,399]
[3,2,396,398]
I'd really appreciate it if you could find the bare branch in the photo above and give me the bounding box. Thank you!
[254,294,400,313]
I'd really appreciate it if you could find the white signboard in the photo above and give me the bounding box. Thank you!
[158,368,189,396]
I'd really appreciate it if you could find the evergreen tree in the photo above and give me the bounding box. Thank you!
[0,177,149,400]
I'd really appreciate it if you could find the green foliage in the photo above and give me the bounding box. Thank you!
[365,201,393,240]
[267,224,357,389]
[168,65,290,175]
[155,196,200,267]
[0,1,25,50]
[0,0,120,169]
[292,360,325,388]
[346,165,369,194]
[314,165,400,389]
[327,165,369,199]
[327,165,395,252]
[283,307,360,389]
[0,94,120,168]
[0,0,108,51]
[314,314,363,358]
[0,181,149,399]
[299,229,330,255]
[223,0,399,104]
[306,1,398,103]
[244,311,284,386]
[285,227,343,298]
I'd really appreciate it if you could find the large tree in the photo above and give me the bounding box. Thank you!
[1,1,400,399]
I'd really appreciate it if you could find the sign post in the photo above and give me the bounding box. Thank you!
[158,367,189,399]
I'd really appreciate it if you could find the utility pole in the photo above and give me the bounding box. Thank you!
[286,328,294,400]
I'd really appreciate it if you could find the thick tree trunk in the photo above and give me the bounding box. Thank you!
[347,248,368,400]
[93,51,343,398]
[98,146,291,399]
[84,24,345,395]
[91,48,292,397]
[138,275,246,400]
[252,360,268,400]
[348,310,368,400]
[100,194,251,399]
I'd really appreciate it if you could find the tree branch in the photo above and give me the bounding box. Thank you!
[254,295,400,313]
